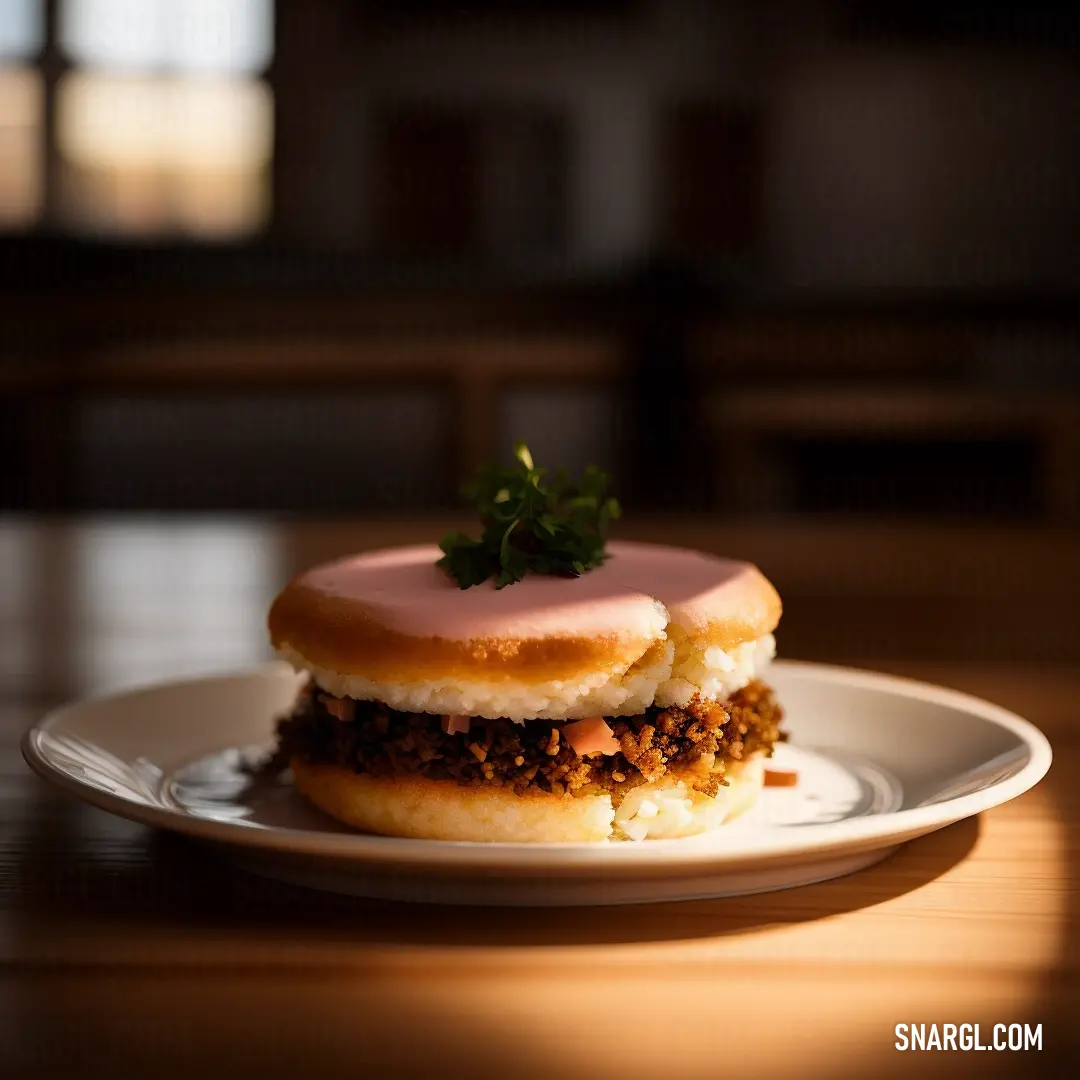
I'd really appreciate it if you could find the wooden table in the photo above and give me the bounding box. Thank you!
[1,519,1076,1078]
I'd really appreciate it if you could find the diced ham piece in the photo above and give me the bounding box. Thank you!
[441,713,471,735]
[321,695,354,722]
[764,768,798,788]
[561,716,620,757]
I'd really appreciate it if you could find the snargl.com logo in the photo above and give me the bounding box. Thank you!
[895,1024,1042,1052]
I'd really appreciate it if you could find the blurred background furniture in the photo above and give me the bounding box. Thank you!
[2,0,1078,518]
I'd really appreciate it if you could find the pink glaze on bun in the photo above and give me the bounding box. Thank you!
[269,541,780,687]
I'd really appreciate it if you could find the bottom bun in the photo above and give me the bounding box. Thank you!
[290,754,765,843]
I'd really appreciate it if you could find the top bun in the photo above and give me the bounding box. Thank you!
[268,540,781,721]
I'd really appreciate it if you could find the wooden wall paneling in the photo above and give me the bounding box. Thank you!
[51,335,624,506]
[695,319,973,380]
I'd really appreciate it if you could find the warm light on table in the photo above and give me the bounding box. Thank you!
[1,518,1075,1078]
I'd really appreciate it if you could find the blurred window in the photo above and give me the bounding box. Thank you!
[60,0,272,74]
[0,65,41,227]
[0,0,43,58]
[55,0,274,238]
[0,0,44,228]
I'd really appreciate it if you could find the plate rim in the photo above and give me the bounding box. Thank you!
[21,660,1053,872]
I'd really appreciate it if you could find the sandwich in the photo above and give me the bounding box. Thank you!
[265,444,784,842]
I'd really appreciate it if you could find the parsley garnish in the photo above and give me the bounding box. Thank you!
[437,441,622,590]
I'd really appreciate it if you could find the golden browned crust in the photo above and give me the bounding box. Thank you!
[268,580,651,682]
[268,571,780,686]
[290,758,615,842]
[289,756,766,843]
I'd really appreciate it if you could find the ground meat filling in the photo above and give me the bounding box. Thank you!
[272,681,785,806]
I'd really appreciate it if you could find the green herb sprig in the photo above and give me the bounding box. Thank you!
[437,441,621,590]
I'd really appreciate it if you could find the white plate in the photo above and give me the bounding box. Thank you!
[22,660,1051,906]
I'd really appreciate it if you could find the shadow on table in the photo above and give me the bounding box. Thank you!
[183,816,982,944]
[8,783,979,947]
[10,758,1074,1080]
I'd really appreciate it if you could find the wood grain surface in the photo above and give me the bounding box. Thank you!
[1,519,1075,1079]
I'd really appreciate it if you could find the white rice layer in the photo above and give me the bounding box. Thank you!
[654,630,776,708]
[281,631,775,722]
[277,637,673,722]
[613,755,765,841]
